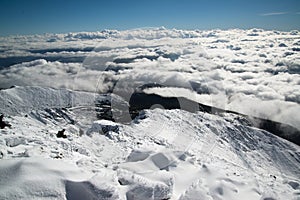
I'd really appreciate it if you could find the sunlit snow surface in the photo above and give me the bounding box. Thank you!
[0,28,300,199]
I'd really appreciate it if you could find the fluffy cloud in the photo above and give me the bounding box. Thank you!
[0,28,299,129]
[0,59,114,92]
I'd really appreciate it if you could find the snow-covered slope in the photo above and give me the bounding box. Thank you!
[0,86,300,199]
[1,28,300,199]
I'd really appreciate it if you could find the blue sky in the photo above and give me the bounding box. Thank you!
[0,0,299,36]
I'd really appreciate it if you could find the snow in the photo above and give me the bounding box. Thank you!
[0,86,300,199]
[0,158,93,199]
[0,28,300,199]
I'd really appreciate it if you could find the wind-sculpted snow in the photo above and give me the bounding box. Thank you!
[0,86,299,199]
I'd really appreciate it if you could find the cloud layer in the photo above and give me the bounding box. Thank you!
[0,28,299,129]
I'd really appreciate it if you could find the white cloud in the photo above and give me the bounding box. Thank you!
[0,28,300,129]
[0,59,115,93]
[260,12,287,16]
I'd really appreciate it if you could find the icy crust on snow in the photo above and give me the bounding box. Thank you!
[0,87,300,199]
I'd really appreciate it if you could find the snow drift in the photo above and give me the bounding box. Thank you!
[0,86,299,199]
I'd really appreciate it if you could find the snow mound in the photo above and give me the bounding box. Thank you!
[86,120,119,136]
[0,158,93,199]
